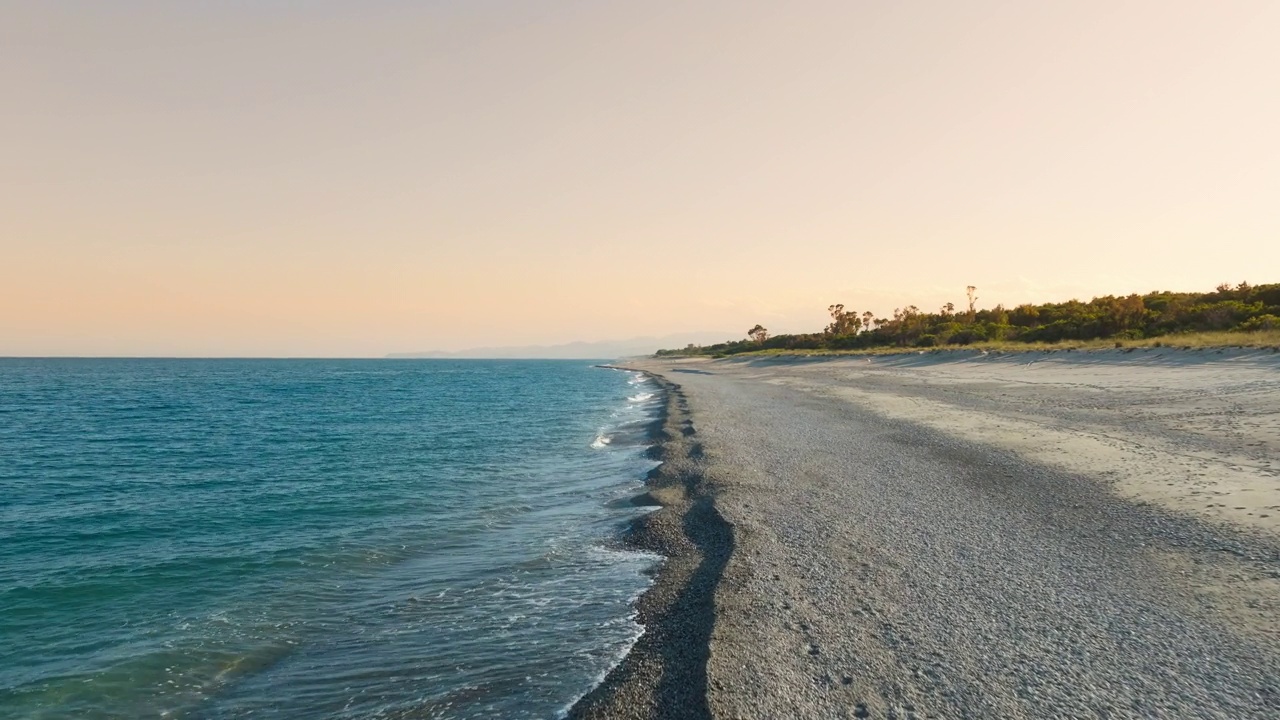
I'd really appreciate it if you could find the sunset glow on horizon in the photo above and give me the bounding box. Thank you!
[4,1,1278,356]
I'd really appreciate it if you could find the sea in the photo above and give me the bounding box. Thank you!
[0,359,663,719]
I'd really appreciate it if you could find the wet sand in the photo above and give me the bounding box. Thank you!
[573,348,1280,719]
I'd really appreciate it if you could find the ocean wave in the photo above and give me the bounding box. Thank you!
[556,618,645,720]
[626,392,654,403]
[590,434,612,449]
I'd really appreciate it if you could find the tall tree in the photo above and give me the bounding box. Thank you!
[826,304,861,335]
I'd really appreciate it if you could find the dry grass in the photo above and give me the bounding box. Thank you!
[977,329,1280,352]
[1123,329,1280,348]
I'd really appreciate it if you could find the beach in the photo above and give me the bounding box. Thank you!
[573,348,1280,718]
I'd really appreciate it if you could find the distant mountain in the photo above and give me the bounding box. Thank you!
[386,332,736,360]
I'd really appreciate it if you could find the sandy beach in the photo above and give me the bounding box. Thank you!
[573,348,1280,719]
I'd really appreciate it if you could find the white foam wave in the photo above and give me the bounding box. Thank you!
[590,434,612,449]
[627,392,654,403]
[555,544,662,719]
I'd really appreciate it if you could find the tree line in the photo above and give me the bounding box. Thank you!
[656,282,1280,357]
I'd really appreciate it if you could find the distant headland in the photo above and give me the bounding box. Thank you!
[387,332,735,360]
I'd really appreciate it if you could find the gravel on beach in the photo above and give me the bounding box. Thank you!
[573,351,1280,719]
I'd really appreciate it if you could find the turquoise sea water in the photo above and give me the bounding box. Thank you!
[0,359,661,719]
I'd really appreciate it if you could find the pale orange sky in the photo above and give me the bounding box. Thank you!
[3,1,1278,356]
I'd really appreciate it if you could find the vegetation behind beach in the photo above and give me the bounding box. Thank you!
[659,282,1280,356]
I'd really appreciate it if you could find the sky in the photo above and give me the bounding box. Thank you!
[3,0,1278,357]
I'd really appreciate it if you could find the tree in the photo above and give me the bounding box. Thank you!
[653,281,1280,357]
[883,305,925,345]
[1108,294,1146,333]
[825,304,843,334]
[826,304,861,335]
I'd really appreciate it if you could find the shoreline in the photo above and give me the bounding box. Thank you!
[568,370,732,720]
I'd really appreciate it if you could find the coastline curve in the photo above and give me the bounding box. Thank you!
[568,370,733,720]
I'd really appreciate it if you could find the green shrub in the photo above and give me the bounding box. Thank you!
[1238,314,1280,331]
[652,282,1280,356]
